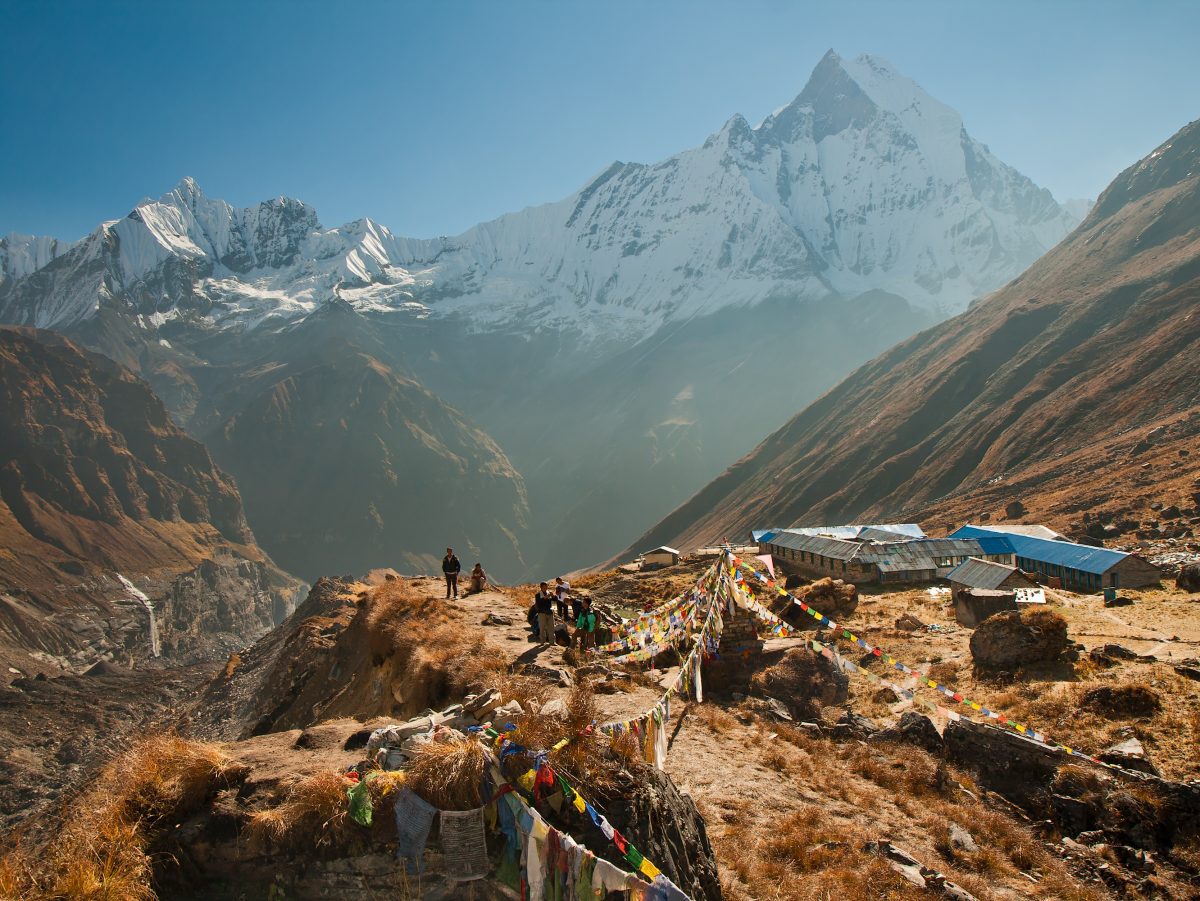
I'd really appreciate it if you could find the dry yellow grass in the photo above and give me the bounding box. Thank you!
[365,578,506,711]
[0,735,238,901]
[248,767,408,853]
[404,737,489,810]
[505,685,621,792]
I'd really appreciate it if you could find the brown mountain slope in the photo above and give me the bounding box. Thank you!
[625,118,1200,554]
[196,302,530,582]
[0,327,300,672]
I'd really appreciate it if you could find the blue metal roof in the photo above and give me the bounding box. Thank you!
[751,530,776,543]
[949,525,1128,575]
[973,535,1016,556]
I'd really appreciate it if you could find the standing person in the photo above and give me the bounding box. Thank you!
[442,548,461,599]
[535,582,556,645]
[468,562,487,595]
[575,596,597,651]
[554,576,571,621]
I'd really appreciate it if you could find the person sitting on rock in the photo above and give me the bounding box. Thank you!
[535,582,556,645]
[575,596,597,651]
[468,562,487,594]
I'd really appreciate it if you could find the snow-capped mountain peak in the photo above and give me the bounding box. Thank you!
[1,52,1084,340]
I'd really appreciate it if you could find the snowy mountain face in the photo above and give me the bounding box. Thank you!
[2,51,1080,342]
[389,50,1081,333]
[0,233,75,289]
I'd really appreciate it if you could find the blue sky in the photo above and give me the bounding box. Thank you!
[2,0,1196,241]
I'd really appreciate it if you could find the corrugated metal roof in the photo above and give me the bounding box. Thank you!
[974,535,1017,556]
[857,527,919,542]
[765,532,863,560]
[751,530,776,543]
[858,538,984,565]
[773,523,927,540]
[949,525,1130,575]
[947,557,1025,590]
[982,524,1065,540]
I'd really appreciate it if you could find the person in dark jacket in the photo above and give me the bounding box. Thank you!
[534,581,556,644]
[442,548,461,599]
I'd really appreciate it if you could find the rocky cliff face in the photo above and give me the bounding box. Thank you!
[626,118,1200,553]
[0,326,301,672]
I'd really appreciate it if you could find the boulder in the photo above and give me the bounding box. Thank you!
[969,608,1069,671]
[1103,594,1134,608]
[1176,563,1200,592]
[748,647,849,719]
[1089,643,1139,665]
[869,711,943,754]
[1098,737,1161,776]
[576,765,720,900]
[943,718,1061,805]
[791,577,858,619]
[830,709,879,741]
[895,613,926,632]
[1005,500,1027,519]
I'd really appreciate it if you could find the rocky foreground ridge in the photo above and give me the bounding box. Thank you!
[5,558,1199,899]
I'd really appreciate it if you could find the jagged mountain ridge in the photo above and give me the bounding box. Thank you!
[1,51,1079,341]
[0,50,1086,578]
[0,327,302,673]
[623,118,1200,555]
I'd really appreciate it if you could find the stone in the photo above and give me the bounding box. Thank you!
[1051,794,1095,836]
[1005,500,1027,519]
[949,824,978,853]
[1176,563,1200,592]
[1098,737,1161,776]
[482,612,512,626]
[1161,505,1182,520]
[869,711,943,754]
[1104,594,1134,607]
[461,688,502,718]
[749,646,849,719]
[1090,643,1139,664]
[491,700,525,721]
[895,613,926,631]
[944,719,1061,805]
[970,608,1069,671]
[1174,664,1200,682]
[519,663,574,686]
[830,709,879,741]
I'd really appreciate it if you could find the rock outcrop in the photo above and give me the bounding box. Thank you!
[0,326,300,671]
[969,608,1069,672]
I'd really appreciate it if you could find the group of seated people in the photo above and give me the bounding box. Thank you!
[529,576,597,648]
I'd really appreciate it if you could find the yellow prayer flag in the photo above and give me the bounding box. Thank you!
[517,770,536,792]
[573,793,587,813]
[640,859,661,879]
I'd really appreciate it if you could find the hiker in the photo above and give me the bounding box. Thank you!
[535,581,556,644]
[575,596,597,650]
[468,562,487,595]
[442,547,461,599]
[554,576,571,621]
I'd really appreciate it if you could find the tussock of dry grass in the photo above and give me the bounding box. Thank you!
[505,685,619,792]
[248,768,408,852]
[404,737,489,810]
[365,579,505,711]
[0,735,238,900]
